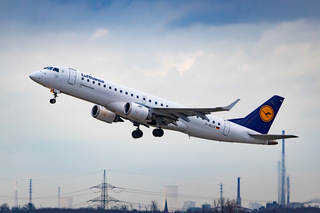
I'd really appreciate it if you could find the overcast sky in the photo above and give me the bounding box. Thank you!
[0,0,320,210]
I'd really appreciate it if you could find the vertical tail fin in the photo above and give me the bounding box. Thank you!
[229,95,284,134]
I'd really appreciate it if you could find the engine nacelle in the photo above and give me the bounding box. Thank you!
[91,105,123,123]
[124,102,152,121]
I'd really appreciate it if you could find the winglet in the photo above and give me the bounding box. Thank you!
[223,99,240,111]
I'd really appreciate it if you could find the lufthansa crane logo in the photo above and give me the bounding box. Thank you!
[259,105,274,122]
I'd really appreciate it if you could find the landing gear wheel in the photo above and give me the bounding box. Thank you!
[152,128,164,137]
[50,98,56,104]
[50,90,59,104]
[132,129,143,139]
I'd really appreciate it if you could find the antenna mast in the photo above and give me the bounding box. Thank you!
[29,179,32,205]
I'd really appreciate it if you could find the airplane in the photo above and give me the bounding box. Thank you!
[29,66,297,145]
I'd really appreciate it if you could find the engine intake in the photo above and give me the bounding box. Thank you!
[124,102,152,121]
[91,105,123,123]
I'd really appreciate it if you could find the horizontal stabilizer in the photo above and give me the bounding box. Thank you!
[249,133,298,140]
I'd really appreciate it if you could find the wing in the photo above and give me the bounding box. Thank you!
[149,99,240,124]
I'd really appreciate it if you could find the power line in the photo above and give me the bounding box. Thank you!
[0,170,103,181]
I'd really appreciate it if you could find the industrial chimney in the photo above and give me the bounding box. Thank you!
[236,177,241,207]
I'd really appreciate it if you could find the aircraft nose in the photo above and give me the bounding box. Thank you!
[29,71,39,81]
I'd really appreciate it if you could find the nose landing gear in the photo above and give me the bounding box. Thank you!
[50,89,60,104]
[50,98,56,104]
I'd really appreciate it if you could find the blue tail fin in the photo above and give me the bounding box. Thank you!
[229,95,284,134]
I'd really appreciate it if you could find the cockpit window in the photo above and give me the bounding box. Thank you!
[53,68,59,72]
[43,67,53,70]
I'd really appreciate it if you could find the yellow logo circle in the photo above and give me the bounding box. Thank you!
[259,105,274,122]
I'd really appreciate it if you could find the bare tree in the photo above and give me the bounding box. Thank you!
[212,198,243,213]
[111,205,119,210]
[225,199,237,213]
[129,203,134,211]
[0,203,10,213]
[213,198,225,213]
[150,201,158,212]
[120,204,128,211]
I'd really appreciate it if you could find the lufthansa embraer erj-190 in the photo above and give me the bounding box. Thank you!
[29,66,297,145]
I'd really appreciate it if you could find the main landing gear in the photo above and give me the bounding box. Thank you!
[132,121,143,139]
[152,128,164,137]
[132,129,143,139]
[131,122,164,139]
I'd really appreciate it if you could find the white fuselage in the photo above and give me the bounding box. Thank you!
[30,66,267,145]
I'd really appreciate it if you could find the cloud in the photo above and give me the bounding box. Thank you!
[157,52,203,76]
[91,28,109,39]
[1,1,320,208]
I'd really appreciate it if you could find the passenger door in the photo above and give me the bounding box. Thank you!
[223,120,230,136]
[68,68,76,85]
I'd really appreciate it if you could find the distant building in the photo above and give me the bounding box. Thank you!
[289,202,304,209]
[249,202,262,210]
[182,201,195,211]
[201,203,211,211]
[60,197,73,208]
[189,207,201,212]
[259,206,266,211]
[266,201,279,209]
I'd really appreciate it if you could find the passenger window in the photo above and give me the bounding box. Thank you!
[212,121,215,124]
[120,90,122,93]
[109,86,111,89]
[166,105,168,107]
[143,98,146,101]
[149,100,151,103]
[161,103,163,106]
[125,92,128,95]
[93,81,95,84]
[53,68,59,72]
[115,88,117,91]
[137,95,139,98]
[131,94,133,97]
[81,77,84,80]
[98,83,100,86]
[218,122,220,125]
[155,102,158,105]
[87,79,89,82]
[104,85,106,88]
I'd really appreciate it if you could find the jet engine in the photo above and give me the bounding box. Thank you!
[91,105,123,123]
[124,102,152,121]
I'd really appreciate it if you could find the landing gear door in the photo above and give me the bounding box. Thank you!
[223,120,230,136]
[68,68,76,85]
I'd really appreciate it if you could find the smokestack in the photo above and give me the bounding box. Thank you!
[236,177,241,207]
[278,161,281,204]
[15,181,18,207]
[280,130,286,205]
[287,176,290,205]
[29,179,32,205]
[58,187,60,208]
